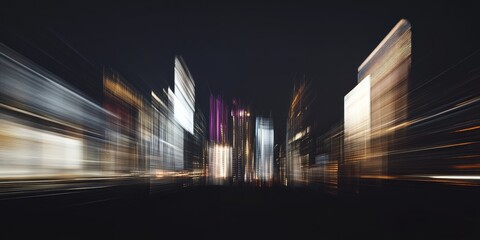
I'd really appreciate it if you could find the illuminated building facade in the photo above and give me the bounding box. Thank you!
[149,56,197,176]
[286,80,315,186]
[255,117,274,183]
[168,88,185,171]
[344,76,371,181]
[209,94,231,184]
[174,56,195,134]
[208,144,232,182]
[344,19,411,181]
[173,56,197,172]
[150,90,166,174]
[103,68,145,174]
[231,99,253,183]
[150,88,184,174]
[0,43,107,178]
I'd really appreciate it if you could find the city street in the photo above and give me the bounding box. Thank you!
[2,181,480,240]
[1,2,480,239]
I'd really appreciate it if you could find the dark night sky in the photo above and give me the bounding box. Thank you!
[1,1,479,143]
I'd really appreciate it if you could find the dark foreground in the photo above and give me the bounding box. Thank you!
[2,180,480,240]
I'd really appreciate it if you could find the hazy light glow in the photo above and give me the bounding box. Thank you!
[209,143,232,184]
[0,119,83,176]
[344,75,371,175]
[428,175,480,180]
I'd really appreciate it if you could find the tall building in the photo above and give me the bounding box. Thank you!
[286,80,315,186]
[192,105,208,178]
[150,88,184,173]
[231,99,253,183]
[208,94,232,184]
[343,76,371,182]
[174,56,195,134]
[168,88,185,171]
[344,19,411,182]
[103,68,145,174]
[149,56,196,176]
[209,95,229,144]
[173,56,197,172]
[255,117,274,184]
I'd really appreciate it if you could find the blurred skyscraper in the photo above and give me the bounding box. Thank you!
[174,56,195,134]
[150,88,184,174]
[173,56,197,172]
[209,94,232,184]
[286,80,316,186]
[255,117,274,184]
[149,56,197,175]
[344,19,411,183]
[231,99,253,184]
[103,68,146,175]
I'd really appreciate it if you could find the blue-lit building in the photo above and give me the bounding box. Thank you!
[255,117,274,184]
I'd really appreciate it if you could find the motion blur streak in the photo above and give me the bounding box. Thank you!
[0,43,107,181]
[1,17,480,203]
[455,125,480,133]
[286,81,315,186]
[0,44,208,199]
[293,19,480,191]
[429,176,480,180]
